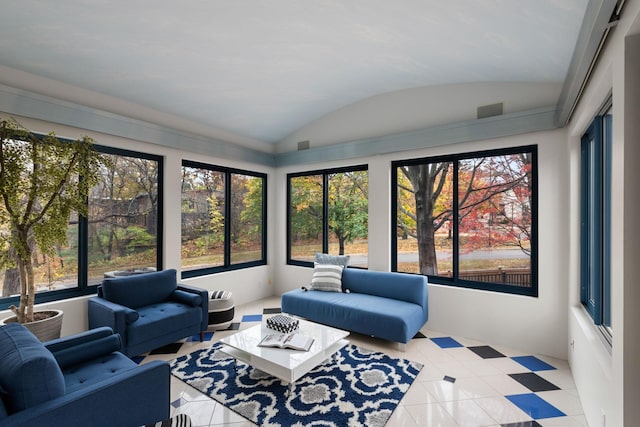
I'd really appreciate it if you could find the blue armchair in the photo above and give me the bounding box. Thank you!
[0,323,170,427]
[88,269,208,357]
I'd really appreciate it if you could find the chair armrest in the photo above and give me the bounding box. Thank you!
[49,334,123,370]
[177,284,209,332]
[171,289,202,307]
[44,327,114,353]
[87,298,136,340]
[0,360,170,427]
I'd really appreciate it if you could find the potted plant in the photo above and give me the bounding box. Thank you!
[0,117,107,340]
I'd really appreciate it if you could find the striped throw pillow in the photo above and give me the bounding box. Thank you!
[310,263,344,292]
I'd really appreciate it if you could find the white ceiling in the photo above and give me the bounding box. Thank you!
[0,1,588,147]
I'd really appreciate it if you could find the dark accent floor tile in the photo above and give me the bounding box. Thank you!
[506,393,565,419]
[468,345,506,359]
[431,336,464,348]
[509,373,560,392]
[149,342,183,355]
[227,322,241,330]
[512,355,556,371]
[263,307,282,314]
[502,421,543,427]
[189,331,214,342]
[413,331,427,339]
[443,375,456,383]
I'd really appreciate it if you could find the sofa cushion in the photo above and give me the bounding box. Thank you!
[315,252,350,267]
[0,323,65,414]
[127,302,202,347]
[102,269,178,309]
[310,263,344,292]
[62,352,136,395]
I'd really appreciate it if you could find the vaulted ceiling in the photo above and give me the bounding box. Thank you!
[0,1,590,148]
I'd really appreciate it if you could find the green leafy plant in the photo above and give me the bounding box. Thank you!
[0,118,108,323]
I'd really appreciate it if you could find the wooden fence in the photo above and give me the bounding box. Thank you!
[442,267,531,287]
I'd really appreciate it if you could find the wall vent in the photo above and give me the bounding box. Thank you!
[297,140,310,151]
[477,102,504,119]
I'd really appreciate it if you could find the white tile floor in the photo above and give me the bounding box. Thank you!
[142,296,587,427]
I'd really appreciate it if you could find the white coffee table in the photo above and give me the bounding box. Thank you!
[219,316,349,390]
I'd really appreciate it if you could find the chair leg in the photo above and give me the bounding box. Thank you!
[200,331,204,342]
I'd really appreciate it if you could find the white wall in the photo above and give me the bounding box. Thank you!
[565,1,640,426]
[277,82,562,153]
[274,128,571,360]
[0,113,276,336]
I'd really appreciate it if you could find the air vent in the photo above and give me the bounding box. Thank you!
[477,102,504,119]
[297,140,310,151]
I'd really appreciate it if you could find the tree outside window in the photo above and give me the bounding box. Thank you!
[393,146,537,296]
[0,145,162,304]
[288,166,368,268]
[181,161,266,277]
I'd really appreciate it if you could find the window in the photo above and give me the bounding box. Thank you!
[580,99,612,341]
[392,146,538,296]
[0,145,163,308]
[181,161,266,277]
[287,166,368,268]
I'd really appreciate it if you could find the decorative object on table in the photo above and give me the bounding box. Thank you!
[266,313,299,333]
[0,323,170,426]
[87,269,209,357]
[207,290,234,330]
[0,117,109,340]
[258,332,314,351]
[170,342,422,427]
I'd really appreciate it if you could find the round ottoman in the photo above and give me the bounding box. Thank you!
[207,291,234,330]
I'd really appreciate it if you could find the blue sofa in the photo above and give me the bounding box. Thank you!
[0,323,170,427]
[88,269,208,357]
[281,268,428,347]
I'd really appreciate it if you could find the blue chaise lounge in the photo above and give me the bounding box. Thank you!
[281,267,428,349]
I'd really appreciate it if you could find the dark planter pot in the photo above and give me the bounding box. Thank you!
[1,309,64,342]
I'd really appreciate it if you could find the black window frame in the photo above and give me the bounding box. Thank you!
[181,160,267,279]
[286,164,369,268]
[0,144,164,310]
[580,97,612,343]
[391,145,538,297]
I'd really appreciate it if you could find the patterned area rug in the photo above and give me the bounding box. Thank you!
[170,342,423,427]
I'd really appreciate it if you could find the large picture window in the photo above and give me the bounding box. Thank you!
[181,161,266,277]
[0,145,162,308]
[580,99,612,342]
[287,166,368,268]
[392,146,538,296]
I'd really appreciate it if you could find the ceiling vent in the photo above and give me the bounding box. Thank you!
[477,102,504,119]
[297,140,310,151]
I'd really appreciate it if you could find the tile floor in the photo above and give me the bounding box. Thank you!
[139,296,587,427]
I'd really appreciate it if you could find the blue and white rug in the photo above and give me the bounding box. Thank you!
[170,342,423,427]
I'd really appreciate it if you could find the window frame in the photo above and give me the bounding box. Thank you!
[181,160,267,279]
[0,144,164,310]
[391,145,539,297]
[286,164,368,268]
[580,97,612,344]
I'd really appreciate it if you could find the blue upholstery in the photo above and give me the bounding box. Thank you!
[0,324,65,413]
[281,269,428,344]
[88,269,208,357]
[0,324,170,427]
